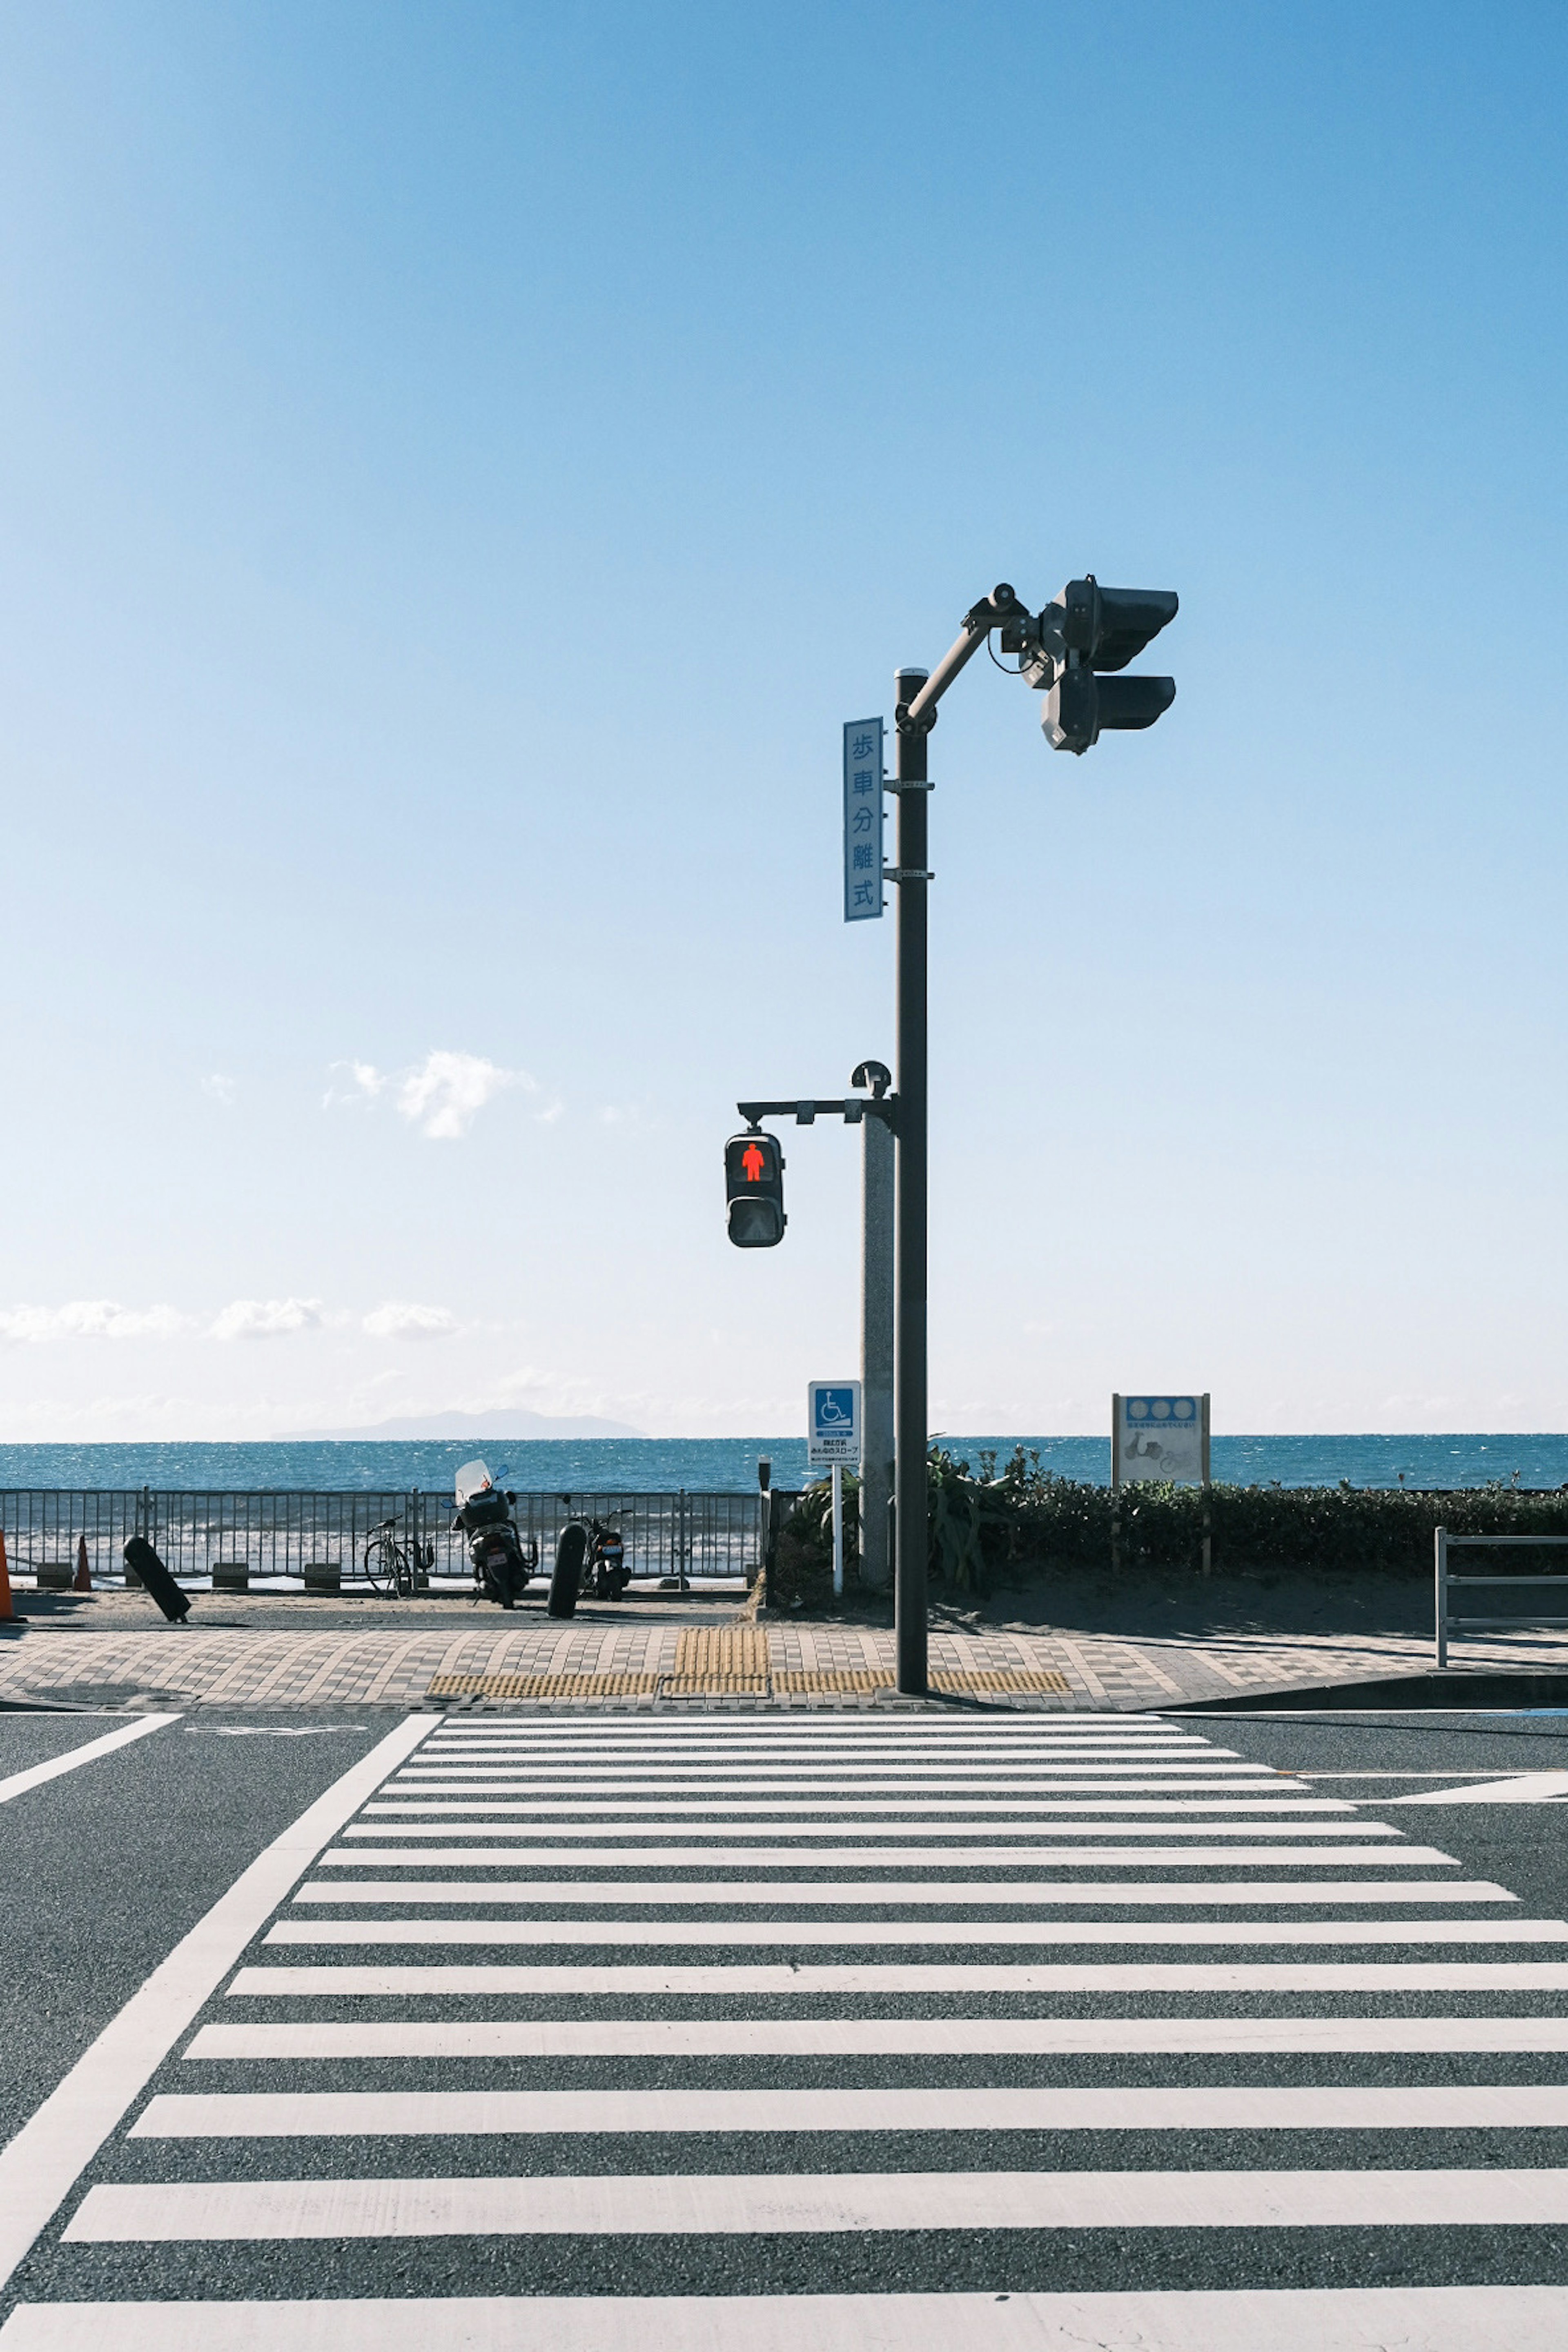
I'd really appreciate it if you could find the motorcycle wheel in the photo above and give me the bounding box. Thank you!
[549,1522,586,1618]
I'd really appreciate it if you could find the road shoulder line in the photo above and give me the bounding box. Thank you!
[0,1715,176,1806]
[0,1711,434,2294]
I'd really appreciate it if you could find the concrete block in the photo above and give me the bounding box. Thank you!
[213,1563,249,1592]
[303,1561,341,1594]
[35,1563,72,1590]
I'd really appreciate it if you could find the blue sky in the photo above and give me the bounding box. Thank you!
[3,1,1566,1439]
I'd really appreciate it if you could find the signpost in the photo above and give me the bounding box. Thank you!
[808,1379,862,1599]
[843,719,884,922]
[1111,1393,1210,1488]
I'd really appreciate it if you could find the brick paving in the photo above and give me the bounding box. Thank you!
[2,1586,1566,1709]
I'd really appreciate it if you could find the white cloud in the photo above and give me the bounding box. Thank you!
[363,1301,459,1341]
[210,1297,324,1341]
[322,1060,387,1109]
[395,1050,528,1139]
[0,1301,191,1342]
[326,1050,532,1138]
[201,1073,236,1106]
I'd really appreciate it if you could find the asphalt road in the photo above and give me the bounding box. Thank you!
[1,1701,1567,2349]
[0,1708,388,2138]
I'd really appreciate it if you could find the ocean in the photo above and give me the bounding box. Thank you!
[0,1433,1564,1493]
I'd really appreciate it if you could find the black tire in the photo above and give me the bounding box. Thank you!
[363,1537,401,1598]
[549,1522,586,1618]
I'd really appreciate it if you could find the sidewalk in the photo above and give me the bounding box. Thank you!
[3,1586,1565,1709]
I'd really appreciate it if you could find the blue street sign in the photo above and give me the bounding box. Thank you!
[843,719,884,922]
[808,1378,862,1467]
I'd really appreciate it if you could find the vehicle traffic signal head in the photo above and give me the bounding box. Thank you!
[725,1130,786,1247]
[1013,575,1178,755]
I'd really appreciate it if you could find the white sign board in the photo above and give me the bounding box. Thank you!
[1112,1393,1210,1488]
[808,1379,862,1468]
[843,718,884,921]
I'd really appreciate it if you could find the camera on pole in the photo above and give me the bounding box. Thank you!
[725,1130,786,1247]
[1008,575,1178,755]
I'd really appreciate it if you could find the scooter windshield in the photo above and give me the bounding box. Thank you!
[454,1458,494,1507]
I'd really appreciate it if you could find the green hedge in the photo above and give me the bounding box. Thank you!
[934,1446,1568,1588]
[769,1446,1568,1602]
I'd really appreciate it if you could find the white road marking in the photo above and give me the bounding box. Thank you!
[226,1958,1568,1994]
[392,1767,1270,1784]
[361,1797,1354,1815]
[428,1716,1194,1734]
[128,2082,1568,2138]
[1390,1772,1568,1804]
[326,1838,1432,1863]
[8,2285,1568,2352]
[0,1715,176,1806]
[263,1917,1566,1949]
[188,1728,370,1740]
[294,1877,1504,1906]
[61,2164,1568,2240]
[183,2014,1568,2061]
[9,2276,1568,2352]
[337,1822,1410,1846]
[0,1713,437,2297]
[417,1742,1229,1757]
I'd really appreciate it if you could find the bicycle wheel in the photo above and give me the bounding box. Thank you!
[363,1536,402,1597]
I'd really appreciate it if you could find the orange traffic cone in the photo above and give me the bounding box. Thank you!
[74,1533,92,1592]
[0,1527,13,1623]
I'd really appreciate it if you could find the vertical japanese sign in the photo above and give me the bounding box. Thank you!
[843,718,884,922]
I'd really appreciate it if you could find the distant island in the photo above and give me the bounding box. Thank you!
[276,1409,645,1442]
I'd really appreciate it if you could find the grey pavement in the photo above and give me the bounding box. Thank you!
[7,1583,1568,1713]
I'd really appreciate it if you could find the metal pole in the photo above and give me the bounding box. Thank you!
[860,1102,895,1592]
[1435,1525,1448,1668]
[894,665,930,1695]
[831,1462,844,1599]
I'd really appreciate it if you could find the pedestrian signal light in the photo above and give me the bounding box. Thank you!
[1016,575,1178,755]
[725,1131,785,1248]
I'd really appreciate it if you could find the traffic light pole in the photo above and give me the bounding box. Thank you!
[892,668,932,1695]
[884,579,1176,1695]
[735,1080,898,1596]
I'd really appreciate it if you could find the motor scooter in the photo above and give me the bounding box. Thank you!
[451,1459,535,1608]
[586,1514,629,1600]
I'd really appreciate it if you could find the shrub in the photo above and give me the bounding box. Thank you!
[927,1446,1568,1588]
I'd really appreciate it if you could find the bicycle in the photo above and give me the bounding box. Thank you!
[362,1515,435,1599]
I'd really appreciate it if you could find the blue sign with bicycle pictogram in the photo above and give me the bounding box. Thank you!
[807,1379,862,1467]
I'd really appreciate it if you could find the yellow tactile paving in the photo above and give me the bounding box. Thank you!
[425,1671,663,1701]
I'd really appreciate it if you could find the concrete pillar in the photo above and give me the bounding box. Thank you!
[860,1107,895,1590]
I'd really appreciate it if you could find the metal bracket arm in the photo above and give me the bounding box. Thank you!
[737,1096,898,1131]
[882,866,934,884]
[899,583,1027,730]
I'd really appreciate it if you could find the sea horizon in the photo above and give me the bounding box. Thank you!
[0,1431,1566,1494]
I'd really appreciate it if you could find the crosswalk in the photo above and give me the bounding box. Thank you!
[4,1708,1568,2346]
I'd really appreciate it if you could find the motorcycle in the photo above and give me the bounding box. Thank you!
[586,1514,630,1600]
[451,1459,537,1609]
[544,1508,628,1616]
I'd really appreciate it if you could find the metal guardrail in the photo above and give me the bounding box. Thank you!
[0,1488,774,1590]
[1434,1525,1568,1665]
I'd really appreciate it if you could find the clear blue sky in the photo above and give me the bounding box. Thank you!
[3,1,1566,1439]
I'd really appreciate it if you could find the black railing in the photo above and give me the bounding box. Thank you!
[0,1489,773,1589]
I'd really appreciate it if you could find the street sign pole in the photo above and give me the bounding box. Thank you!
[830,1463,844,1598]
[893,666,931,1696]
